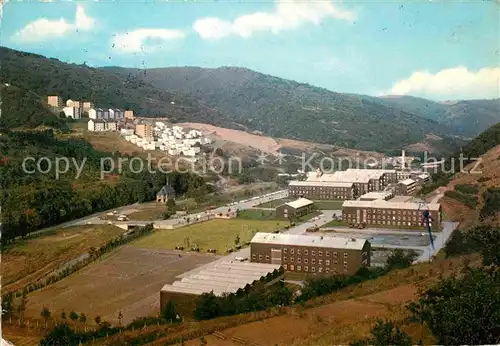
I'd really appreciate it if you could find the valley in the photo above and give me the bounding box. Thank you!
[1,34,499,346]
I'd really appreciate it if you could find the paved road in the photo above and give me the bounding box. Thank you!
[154,190,289,228]
[372,221,458,263]
[430,193,444,204]
[71,189,290,228]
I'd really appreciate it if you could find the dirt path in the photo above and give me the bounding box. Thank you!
[174,284,418,346]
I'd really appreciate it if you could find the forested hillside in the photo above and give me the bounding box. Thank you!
[107,66,457,152]
[422,122,500,196]
[379,96,500,137]
[0,84,67,130]
[0,47,232,127]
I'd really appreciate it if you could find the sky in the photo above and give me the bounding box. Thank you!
[1,0,499,100]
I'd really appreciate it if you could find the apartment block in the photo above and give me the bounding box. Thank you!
[250,232,370,276]
[288,181,356,200]
[395,179,417,195]
[88,108,104,119]
[83,102,94,113]
[106,121,117,131]
[414,173,430,186]
[108,108,124,119]
[62,106,82,119]
[136,124,153,139]
[342,200,441,228]
[47,96,63,108]
[88,119,106,132]
[66,99,82,110]
[124,110,134,119]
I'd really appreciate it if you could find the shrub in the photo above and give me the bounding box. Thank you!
[480,188,500,218]
[350,320,413,346]
[444,190,477,209]
[454,184,479,195]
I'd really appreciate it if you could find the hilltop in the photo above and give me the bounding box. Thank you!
[3,47,492,153]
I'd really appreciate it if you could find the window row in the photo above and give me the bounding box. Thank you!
[284,248,348,257]
[283,264,349,273]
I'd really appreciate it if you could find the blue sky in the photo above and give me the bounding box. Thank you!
[1,0,499,100]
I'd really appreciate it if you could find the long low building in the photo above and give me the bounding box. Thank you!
[358,191,394,201]
[288,181,356,200]
[303,168,398,195]
[160,261,283,315]
[275,197,315,219]
[342,200,441,228]
[250,232,370,276]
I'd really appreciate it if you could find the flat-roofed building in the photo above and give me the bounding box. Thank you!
[250,232,370,276]
[89,108,104,120]
[395,179,417,195]
[288,180,356,200]
[358,191,394,201]
[275,198,314,219]
[414,173,430,186]
[62,106,82,119]
[306,168,397,194]
[82,101,94,113]
[66,99,82,110]
[47,95,63,108]
[136,124,153,139]
[124,110,134,119]
[160,261,284,316]
[342,200,441,228]
[88,119,105,132]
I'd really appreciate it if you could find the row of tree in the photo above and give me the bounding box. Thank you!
[193,250,416,321]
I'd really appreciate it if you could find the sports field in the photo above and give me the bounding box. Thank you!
[24,246,216,325]
[132,219,287,253]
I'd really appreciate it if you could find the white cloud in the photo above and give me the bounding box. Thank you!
[193,0,355,40]
[112,29,185,53]
[389,67,500,100]
[14,5,95,43]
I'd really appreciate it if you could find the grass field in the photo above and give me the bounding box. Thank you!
[237,209,277,220]
[255,198,292,208]
[313,200,345,210]
[132,219,287,253]
[23,247,216,325]
[2,225,126,294]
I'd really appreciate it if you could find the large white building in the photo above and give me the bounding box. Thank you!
[88,119,117,132]
[63,106,82,119]
[88,119,105,131]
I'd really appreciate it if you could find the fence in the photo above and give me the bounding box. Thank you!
[1,316,98,334]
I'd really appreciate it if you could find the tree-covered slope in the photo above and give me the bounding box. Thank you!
[0,47,233,128]
[103,66,456,152]
[0,84,67,130]
[378,96,500,137]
